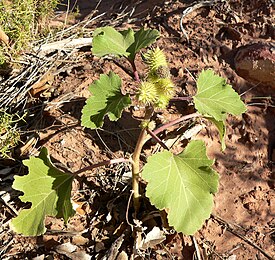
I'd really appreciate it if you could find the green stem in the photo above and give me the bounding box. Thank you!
[132,106,153,215]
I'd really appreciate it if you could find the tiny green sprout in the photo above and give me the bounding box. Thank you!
[140,120,156,130]
[148,121,156,130]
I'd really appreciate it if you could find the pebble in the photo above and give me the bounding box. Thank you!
[234,42,275,88]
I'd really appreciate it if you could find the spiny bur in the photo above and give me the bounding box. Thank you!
[138,47,175,108]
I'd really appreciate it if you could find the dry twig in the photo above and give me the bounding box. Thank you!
[212,214,274,260]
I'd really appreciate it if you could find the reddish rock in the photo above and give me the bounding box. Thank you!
[234,43,275,87]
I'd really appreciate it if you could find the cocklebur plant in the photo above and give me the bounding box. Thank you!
[10,27,246,238]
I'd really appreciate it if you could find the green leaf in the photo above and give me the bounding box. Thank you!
[127,27,160,61]
[142,140,219,235]
[206,116,226,151]
[81,72,131,129]
[193,70,246,121]
[92,26,160,60]
[10,148,74,236]
[92,27,134,57]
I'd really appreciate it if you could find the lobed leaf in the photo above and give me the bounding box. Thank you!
[11,148,74,236]
[81,72,131,129]
[127,27,160,61]
[92,26,160,60]
[92,27,134,57]
[193,70,246,121]
[142,140,219,235]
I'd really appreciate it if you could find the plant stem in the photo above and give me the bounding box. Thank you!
[128,58,140,82]
[153,112,199,136]
[133,70,140,82]
[74,158,132,175]
[132,107,153,215]
[132,128,147,214]
[170,96,192,102]
[146,128,169,150]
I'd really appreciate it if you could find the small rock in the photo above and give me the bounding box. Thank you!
[234,43,275,87]
[117,251,128,260]
[95,241,105,252]
[72,235,89,246]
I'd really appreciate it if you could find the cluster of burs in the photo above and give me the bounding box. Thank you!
[137,47,175,109]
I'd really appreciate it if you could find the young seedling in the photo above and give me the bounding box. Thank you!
[10,27,246,243]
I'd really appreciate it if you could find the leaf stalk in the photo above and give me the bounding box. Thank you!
[132,106,153,215]
[170,96,192,102]
[153,112,199,136]
[146,128,169,150]
[128,58,140,82]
